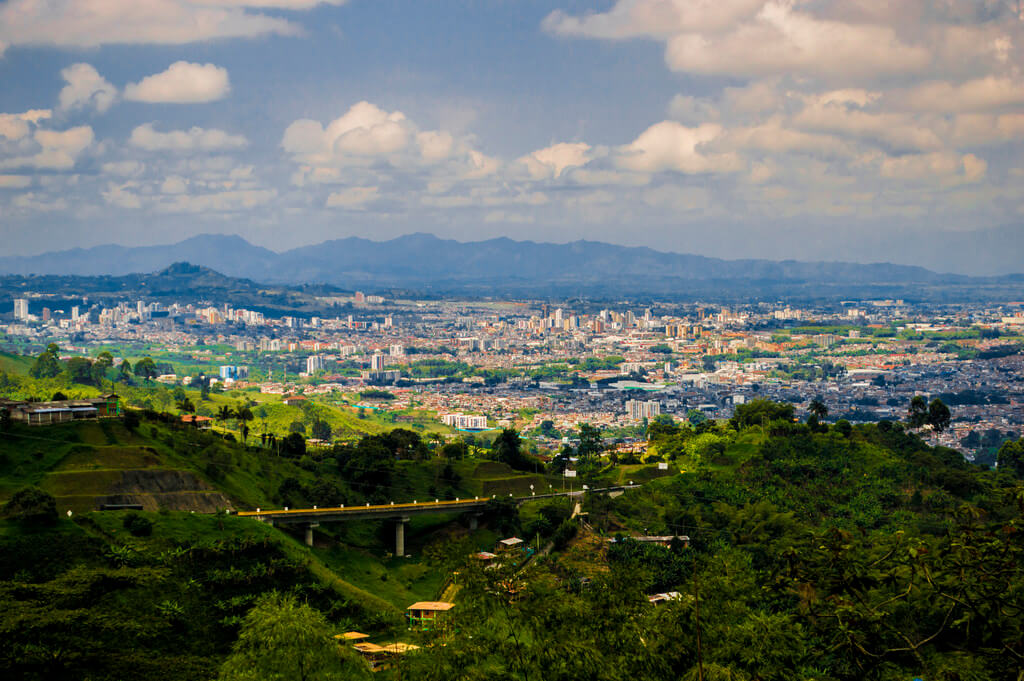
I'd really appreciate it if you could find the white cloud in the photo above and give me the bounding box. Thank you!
[544,0,765,39]
[59,64,118,113]
[125,62,231,103]
[326,186,379,208]
[518,142,592,179]
[283,101,412,162]
[894,77,1024,113]
[0,0,308,51]
[12,192,67,212]
[0,126,94,170]
[417,130,454,163]
[792,94,944,153]
[155,188,276,213]
[102,182,143,209]
[130,123,247,151]
[879,152,987,184]
[617,121,740,174]
[102,160,146,177]
[161,176,188,194]
[0,174,31,189]
[0,110,51,141]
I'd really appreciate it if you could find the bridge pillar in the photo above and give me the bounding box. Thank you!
[305,523,319,547]
[395,517,410,557]
[469,513,481,530]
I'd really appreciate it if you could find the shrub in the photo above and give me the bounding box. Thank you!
[3,486,58,526]
[123,513,154,537]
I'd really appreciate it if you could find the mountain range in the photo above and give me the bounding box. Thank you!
[1,233,1021,301]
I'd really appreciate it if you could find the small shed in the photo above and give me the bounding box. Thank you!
[406,601,454,631]
[496,537,524,553]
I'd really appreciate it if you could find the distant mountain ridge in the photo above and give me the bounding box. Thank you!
[0,232,946,280]
[2,232,1020,300]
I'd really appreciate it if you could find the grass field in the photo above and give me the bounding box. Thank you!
[0,351,31,375]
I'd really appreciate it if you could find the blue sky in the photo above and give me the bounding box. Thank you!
[1,0,1023,270]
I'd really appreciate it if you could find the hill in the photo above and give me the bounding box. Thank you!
[2,407,1023,680]
[3,233,1023,301]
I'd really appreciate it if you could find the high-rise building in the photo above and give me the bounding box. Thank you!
[306,355,325,374]
[370,353,385,371]
[71,306,80,321]
[390,344,404,357]
[13,298,28,321]
[625,400,660,420]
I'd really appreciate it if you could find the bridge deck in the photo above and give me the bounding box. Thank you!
[236,486,637,524]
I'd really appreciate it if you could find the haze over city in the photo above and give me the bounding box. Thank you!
[1,0,1023,273]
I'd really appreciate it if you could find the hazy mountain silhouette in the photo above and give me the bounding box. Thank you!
[0,232,958,285]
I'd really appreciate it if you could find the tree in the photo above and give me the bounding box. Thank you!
[311,419,332,441]
[218,592,370,681]
[908,395,928,429]
[808,397,828,420]
[117,359,133,384]
[134,357,158,382]
[65,356,95,385]
[176,398,196,414]
[122,409,140,432]
[216,405,234,430]
[730,400,794,429]
[281,432,306,458]
[928,398,952,433]
[576,423,604,462]
[3,486,58,526]
[29,345,62,379]
[493,428,531,471]
[996,439,1024,477]
[687,409,708,426]
[92,351,114,385]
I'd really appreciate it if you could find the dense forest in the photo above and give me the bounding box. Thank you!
[2,402,1023,680]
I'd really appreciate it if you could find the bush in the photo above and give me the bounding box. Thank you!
[4,486,58,526]
[123,513,154,537]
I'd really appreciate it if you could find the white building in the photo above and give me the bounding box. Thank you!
[13,298,28,321]
[442,413,488,430]
[390,344,405,357]
[625,399,660,420]
[370,353,385,371]
[306,355,325,374]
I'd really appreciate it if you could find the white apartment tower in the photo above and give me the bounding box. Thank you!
[13,298,28,321]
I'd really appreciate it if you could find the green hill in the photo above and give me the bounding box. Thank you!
[0,351,31,376]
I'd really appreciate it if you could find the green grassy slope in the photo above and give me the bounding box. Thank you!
[0,351,31,376]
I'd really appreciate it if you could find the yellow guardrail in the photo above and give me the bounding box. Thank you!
[236,498,489,517]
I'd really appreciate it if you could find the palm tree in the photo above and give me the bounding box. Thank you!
[809,397,828,420]
[216,405,234,435]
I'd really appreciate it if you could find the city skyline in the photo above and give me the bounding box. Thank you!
[1,1,1023,271]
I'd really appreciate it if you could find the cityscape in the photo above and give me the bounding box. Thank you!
[2,1,1024,680]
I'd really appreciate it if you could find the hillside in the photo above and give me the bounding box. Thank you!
[2,407,1023,680]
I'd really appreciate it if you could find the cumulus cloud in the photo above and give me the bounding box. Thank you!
[518,142,592,179]
[0,126,94,170]
[130,123,247,151]
[0,110,52,141]
[283,101,413,163]
[617,121,740,174]
[125,62,231,103]
[59,64,118,113]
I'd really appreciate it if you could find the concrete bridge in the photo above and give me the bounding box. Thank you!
[237,485,640,553]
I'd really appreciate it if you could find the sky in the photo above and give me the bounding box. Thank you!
[0,0,1023,270]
